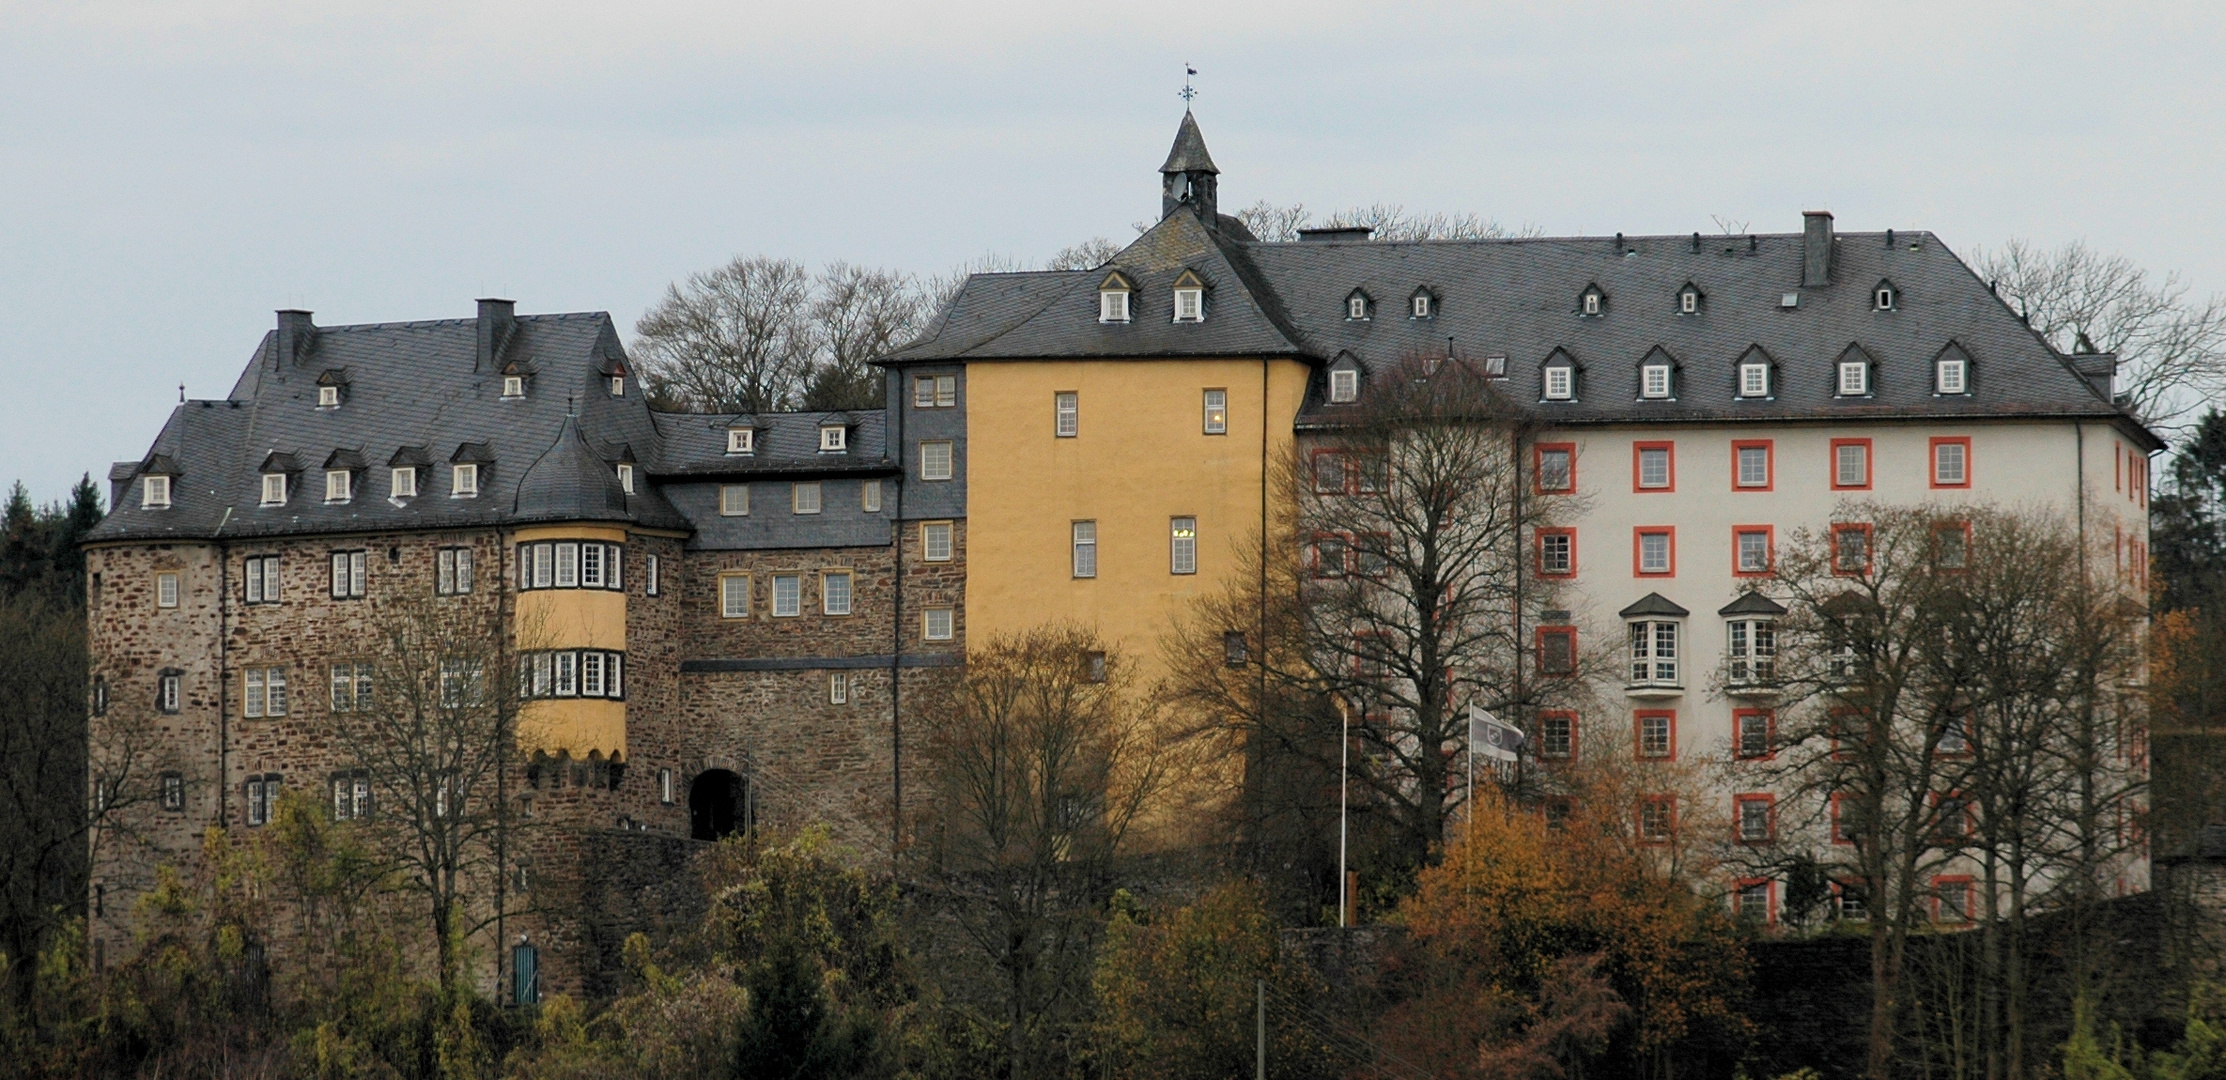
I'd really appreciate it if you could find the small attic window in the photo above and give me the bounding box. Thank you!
[1329,369,1359,404]
[1411,290,1436,319]
[1543,366,1574,401]
[391,467,418,498]
[610,376,625,396]
[819,425,849,452]
[1346,291,1371,320]
[261,473,288,507]
[318,385,342,408]
[617,463,635,494]
[1740,362,1771,398]
[142,475,171,509]
[727,428,754,455]
[324,469,352,504]
[1580,286,1606,317]
[451,463,479,498]
[1099,271,1133,323]
[1874,282,1898,311]
[502,375,525,399]
[1640,363,1673,400]
[1678,286,1702,315]
[1937,355,1969,395]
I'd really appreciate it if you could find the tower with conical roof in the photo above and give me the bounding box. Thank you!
[1160,110,1219,222]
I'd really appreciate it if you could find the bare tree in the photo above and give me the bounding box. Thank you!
[1232,200,1539,243]
[910,624,1168,1080]
[1971,239,2226,433]
[633,255,816,414]
[1233,200,1314,243]
[926,252,1030,315]
[804,262,927,411]
[1043,238,1120,271]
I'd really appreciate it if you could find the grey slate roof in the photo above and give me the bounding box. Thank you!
[651,410,894,478]
[1161,111,1218,175]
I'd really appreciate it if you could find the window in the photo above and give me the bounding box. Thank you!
[1085,651,1108,682]
[392,467,417,498]
[1071,521,1097,578]
[1937,356,1967,394]
[1733,441,1772,490]
[860,479,882,513]
[502,375,525,398]
[1728,623,1777,686]
[1933,876,1974,924]
[1735,879,1774,923]
[1733,527,1774,577]
[727,428,754,454]
[1202,389,1228,434]
[1634,443,1673,491]
[1936,713,1971,756]
[1329,369,1359,404]
[1876,284,1898,311]
[1411,292,1433,318]
[328,663,372,712]
[1831,794,1861,845]
[261,473,287,506]
[1347,293,1369,320]
[451,463,478,498]
[719,484,749,516]
[1539,711,1576,760]
[1740,362,1770,398]
[1537,529,1575,577]
[436,547,473,595]
[161,772,185,812]
[646,554,661,596]
[1838,360,1870,396]
[1640,363,1672,399]
[157,670,182,714]
[1100,288,1131,323]
[1635,528,1674,576]
[329,551,366,599]
[922,607,954,641]
[1581,291,1602,317]
[1736,796,1775,843]
[1170,517,1197,575]
[581,652,606,697]
[1173,286,1203,322]
[142,474,171,508]
[1535,444,1575,493]
[1543,366,1573,401]
[1313,452,1349,494]
[1834,881,1870,921]
[1933,522,1970,570]
[515,542,623,591]
[1051,391,1077,435]
[823,571,852,615]
[659,768,674,804]
[244,666,287,718]
[829,671,849,704]
[819,425,847,452]
[332,771,371,821]
[920,441,953,481]
[1537,626,1577,676]
[318,384,341,408]
[1310,535,1348,578]
[610,375,625,396]
[324,469,351,503]
[156,571,181,608]
[1734,708,1775,760]
[1223,631,1249,667]
[1636,711,1675,759]
[1638,797,1674,844]
[1832,439,1872,490]
[1629,621,1679,685]
[771,574,801,617]
[793,482,822,515]
[513,945,540,1006]
[1833,524,1873,576]
[720,573,750,618]
[554,543,579,588]
[1931,437,1971,488]
[617,463,634,494]
[244,555,280,604]
[551,652,577,697]
[931,375,958,407]
[245,775,281,827]
[912,520,955,564]
[92,675,107,717]
[1680,289,1700,315]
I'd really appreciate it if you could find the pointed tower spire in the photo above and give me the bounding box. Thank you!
[1160,110,1220,222]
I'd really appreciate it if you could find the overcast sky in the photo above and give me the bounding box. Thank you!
[4,1,2222,502]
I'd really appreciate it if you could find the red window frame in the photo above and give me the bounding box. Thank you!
[1731,439,1775,491]
[1310,450,1350,494]
[1733,794,1777,845]
[1733,708,1776,761]
[1637,795,1677,846]
[1535,626,1578,677]
[1632,440,1676,493]
[2115,444,2123,492]
[1733,877,1777,924]
[1309,533,1349,578]
[1534,442,1578,495]
[1831,523,1874,577]
[1634,709,1677,761]
[1931,875,1975,924]
[1933,790,1974,841]
[1731,524,1775,578]
[1535,527,1577,578]
[1830,438,1873,491]
[1932,519,1973,572]
[1633,526,1677,577]
[1830,792,1859,845]
[1929,436,1973,490]
[1537,709,1579,761]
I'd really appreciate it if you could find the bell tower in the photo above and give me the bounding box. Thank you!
[1159,110,1220,222]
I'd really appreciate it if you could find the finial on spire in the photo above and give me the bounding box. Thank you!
[178,383,185,403]
[1179,64,1197,104]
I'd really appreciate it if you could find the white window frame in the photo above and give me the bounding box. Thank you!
[581,543,604,589]
[1412,293,1432,318]
[1736,529,1771,575]
[261,473,287,506]
[554,543,578,588]
[720,573,749,618]
[830,671,849,705]
[914,376,935,407]
[1099,289,1131,323]
[1173,287,1203,322]
[1637,531,1671,574]
[1737,446,1770,488]
[610,375,625,396]
[1329,369,1359,404]
[793,482,822,515]
[1728,620,1777,684]
[325,469,351,504]
[451,463,479,498]
[617,463,634,494]
[1537,448,1573,492]
[922,607,954,641]
[1170,517,1197,575]
[158,672,181,713]
[1539,532,1572,575]
[1638,713,1673,758]
[1935,441,1968,486]
[1543,367,1573,401]
[920,441,953,481]
[245,666,288,717]
[437,547,474,595]
[1582,292,1602,316]
[1203,389,1228,435]
[659,767,674,804]
[330,550,367,599]
[1737,802,1773,844]
[1539,713,1573,759]
[1640,364,1672,399]
[1836,443,1869,488]
[1054,392,1078,437]
[861,480,882,512]
[822,570,852,615]
[720,484,750,516]
[819,425,848,452]
[1740,363,1770,398]
[1072,521,1097,579]
[934,375,956,407]
[922,521,953,562]
[245,554,280,604]
[143,474,171,508]
[1637,447,1671,489]
[1838,360,1870,396]
[318,384,341,407]
[1680,290,1699,314]
[1347,294,1368,320]
[1627,620,1680,686]
[1937,358,1968,395]
[727,428,755,454]
[157,571,180,608]
[1876,286,1896,310]
[771,574,801,617]
[391,467,417,498]
[502,375,525,398]
[646,554,661,596]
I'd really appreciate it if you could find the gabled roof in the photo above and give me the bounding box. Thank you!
[1719,591,1789,617]
[1619,592,1691,619]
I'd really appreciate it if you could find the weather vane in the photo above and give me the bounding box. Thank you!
[1179,64,1197,104]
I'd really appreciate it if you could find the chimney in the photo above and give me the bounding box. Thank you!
[1801,211,1834,288]
[477,298,516,372]
[274,309,316,366]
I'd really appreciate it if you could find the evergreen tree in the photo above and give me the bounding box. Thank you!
[2155,410,2226,613]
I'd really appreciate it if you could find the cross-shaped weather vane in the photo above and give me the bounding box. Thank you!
[1179,64,1197,103]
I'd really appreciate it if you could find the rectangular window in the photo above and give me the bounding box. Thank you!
[1101,290,1130,322]
[646,554,661,596]
[923,522,954,562]
[915,376,936,407]
[262,473,287,506]
[617,463,634,493]
[1937,358,1968,394]
[1736,797,1775,843]
[1733,441,1772,490]
[1635,528,1674,576]
[1728,622,1777,684]
[161,772,185,812]
[920,441,953,481]
[1535,444,1576,493]
[1733,527,1773,577]
[1838,360,1870,396]
[935,374,956,407]
[1537,627,1577,676]
[246,776,280,827]
[329,551,367,599]
[325,469,351,503]
[1636,711,1674,759]
[1170,517,1197,575]
[1740,363,1770,398]
[1641,364,1672,399]
[245,666,287,718]
[1638,797,1675,844]
[436,547,474,595]
[1634,443,1674,491]
[555,543,579,588]
[1072,521,1097,578]
[1543,367,1572,400]
[1536,529,1575,577]
[451,463,478,497]
[720,573,750,618]
[1934,522,1971,570]
[1931,437,1971,488]
[142,474,171,508]
[1833,524,1873,576]
[1832,439,1872,490]
[1203,389,1229,434]
[823,571,852,615]
[392,467,417,498]
[329,663,372,712]
[1055,392,1079,437]
[1629,621,1679,684]
[1174,288,1202,321]
[1735,880,1774,923]
[772,574,801,617]
[659,768,674,804]
[1223,631,1249,667]
[793,482,822,514]
[157,572,180,608]
[607,653,622,698]
[1934,877,1974,924]
[158,671,181,713]
[819,426,848,452]
[1310,535,1348,578]
[1734,709,1775,759]
[554,652,577,697]
[244,555,280,604]
[720,484,749,515]
[1539,711,1576,760]
[1313,452,1349,494]
[531,543,553,589]
[1330,369,1359,403]
[582,652,605,698]
[727,428,754,454]
[923,607,954,641]
[829,671,849,705]
[861,480,882,513]
[581,543,605,589]
[93,675,107,716]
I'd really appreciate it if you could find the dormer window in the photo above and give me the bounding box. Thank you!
[1346,291,1371,320]
[324,469,351,504]
[727,428,754,455]
[502,375,525,399]
[1329,369,1359,404]
[1098,271,1133,323]
[1741,362,1771,398]
[1172,270,1206,323]
[1410,290,1436,319]
[1678,283,1703,315]
[142,474,171,509]
[1936,352,1969,395]
[318,385,341,408]
[617,463,634,494]
[1874,281,1898,311]
[451,463,479,498]
[1544,367,1573,401]
[1641,363,1673,399]
[819,425,848,452]
[1837,349,1874,397]
[391,467,418,498]
[261,473,287,507]
[610,376,625,396]
[315,370,349,408]
[1580,285,1606,317]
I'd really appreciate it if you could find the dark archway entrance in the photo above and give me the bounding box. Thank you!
[689,769,752,841]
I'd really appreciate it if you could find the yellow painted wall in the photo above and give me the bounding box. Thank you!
[964,358,1311,681]
[512,524,629,759]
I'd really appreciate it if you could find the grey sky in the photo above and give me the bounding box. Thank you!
[4,1,2222,503]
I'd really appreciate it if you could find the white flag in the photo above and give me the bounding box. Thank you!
[1468,704,1522,763]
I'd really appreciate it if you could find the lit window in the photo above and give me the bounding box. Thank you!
[1933,439,1969,487]
[1736,444,1770,489]
[451,463,478,498]
[920,441,953,481]
[1637,712,1673,758]
[1838,360,1869,396]
[720,574,750,618]
[325,469,351,503]
[142,475,171,509]
[1072,521,1097,578]
[1637,530,1672,575]
[617,463,634,494]
[391,467,417,498]
[157,571,180,608]
[1055,392,1078,437]
[1641,364,1672,399]
[720,484,749,516]
[502,375,525,398]
[819,425,848,452]
[1628,621,1679,685]
[1636,446,1671,489]
[1543,367,1573,401]
[861,480,881,513]
[1170,517,1197,575]
[1937,358,1968,394]
[830,672,850,705]
[1347,294,1369,320]
[1735,529,1772,575]
[318,385,341,408]
[793,482,822,515]
[923,607,954,641]
[771,574,800,617]
[823,571,852,615]
[1728,622,1776,684]
[1203,389,1228,434]
[580,543,604,588]
[1411,292,1433,318]
[1329,369,1359,403]
[261,473,287,506]
[1537,446,1574,492]
[1740,363,1770,398]
[1100,289,1131,323]
[922,521,953,562]
[1173,287,1203,322]
[727,428,754,454]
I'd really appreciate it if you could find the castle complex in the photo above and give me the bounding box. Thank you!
[84,112,2162,997]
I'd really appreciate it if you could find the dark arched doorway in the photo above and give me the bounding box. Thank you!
[690,769,752,841]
